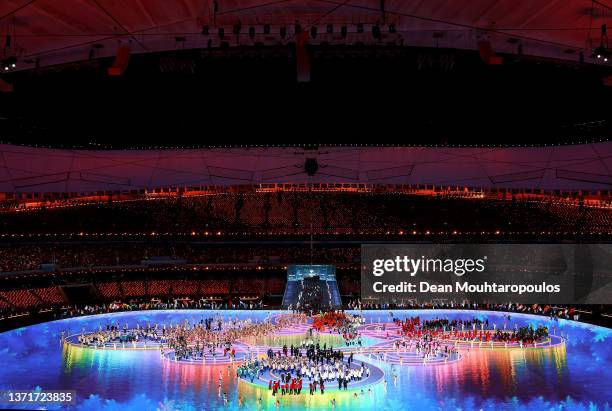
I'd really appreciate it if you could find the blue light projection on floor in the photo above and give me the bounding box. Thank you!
[0,309,610,410]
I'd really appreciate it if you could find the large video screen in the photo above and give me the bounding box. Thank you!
[287,264,336,282]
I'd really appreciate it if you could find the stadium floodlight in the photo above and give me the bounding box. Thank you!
[594,24,609,62]
[2,56,16,71]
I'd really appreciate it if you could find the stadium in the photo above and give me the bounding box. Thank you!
[1,0,612,410]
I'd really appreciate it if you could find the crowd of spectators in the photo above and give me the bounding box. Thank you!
[0,244,360,273]
[0,272,288,318]
[0,192,610,235]
[0,191,609,331]
[0,192,607,274]
[1,272,596,327]
[59,298,260,319]
[2,294,604,334]
[348,300,584,321]
[0,290,266,322]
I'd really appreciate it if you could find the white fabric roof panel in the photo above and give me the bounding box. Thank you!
[2,143,612,192]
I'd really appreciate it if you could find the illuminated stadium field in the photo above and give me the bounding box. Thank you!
[0,310,609,410]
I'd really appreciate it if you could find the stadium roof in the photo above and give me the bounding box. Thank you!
[0,0,611,69]
[2,142,612,192]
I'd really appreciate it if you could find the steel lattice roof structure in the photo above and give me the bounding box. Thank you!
[0,0,611,70]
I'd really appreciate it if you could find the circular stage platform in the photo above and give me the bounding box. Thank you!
[162,349,249,365]
[64,333,164,350]
[239,358,386,392]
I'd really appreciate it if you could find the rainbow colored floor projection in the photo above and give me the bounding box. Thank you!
[0,309,611,410]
